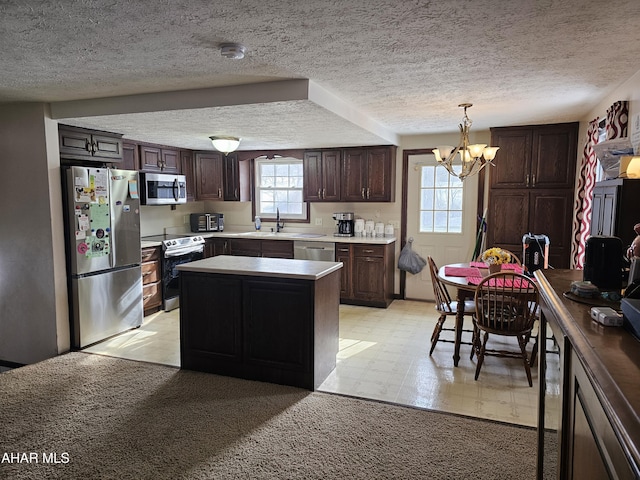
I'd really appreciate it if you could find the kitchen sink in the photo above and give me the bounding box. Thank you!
[237,231,277,237]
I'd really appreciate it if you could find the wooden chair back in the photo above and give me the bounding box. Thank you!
[474,272,538,335]
[427,256,453,313]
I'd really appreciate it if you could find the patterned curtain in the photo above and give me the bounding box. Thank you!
[571,119,599,269]
[606,100,629,140]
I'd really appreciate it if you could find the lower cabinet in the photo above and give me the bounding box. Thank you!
[204,238,229,258]
[229,239,294,258]
[179,270,340,390]
[141,246,162,315]
[337,242,395,308]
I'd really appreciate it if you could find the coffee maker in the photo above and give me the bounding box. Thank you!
[333,212,355,237]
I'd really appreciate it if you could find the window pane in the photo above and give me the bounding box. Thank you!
[255,158,307,221]
[419,161,464,234]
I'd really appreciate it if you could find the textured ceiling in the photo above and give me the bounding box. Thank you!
[2,0,640,150]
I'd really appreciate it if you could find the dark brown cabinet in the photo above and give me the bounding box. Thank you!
[204,238,228,258]
[59,125,123,162]
[180,268,340,390]
[337,242,395,307]
[195,152,224,200]
[591,178,640,250]
[303,150,341,202]
[223,153,241,201]
[342,146,396,202]
[121,141,139,171]
[229,238,293,259]
[180,149,196,202]
[139,144,180,173]
[487,123,578,269]
[141,246,162,316]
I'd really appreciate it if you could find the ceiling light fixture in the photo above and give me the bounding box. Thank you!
[220,43,246,60]
[433,103,499,181]
[210,136,240,154]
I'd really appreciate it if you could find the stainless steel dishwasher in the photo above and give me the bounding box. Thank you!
[293,241,336,261]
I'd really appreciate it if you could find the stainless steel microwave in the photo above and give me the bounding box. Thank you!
[190,213,224,232]
[140,172,187,205]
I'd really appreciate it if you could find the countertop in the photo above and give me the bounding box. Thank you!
[535,269,640,474]
[141,231,396,249]
[176,255,343,280]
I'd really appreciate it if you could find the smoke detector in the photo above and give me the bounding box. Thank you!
[220,43,246,60]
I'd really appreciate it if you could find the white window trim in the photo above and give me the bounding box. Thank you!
[254,157,308,221]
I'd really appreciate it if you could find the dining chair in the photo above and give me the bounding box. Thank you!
[472,272,539,386]
[426,256,475,355]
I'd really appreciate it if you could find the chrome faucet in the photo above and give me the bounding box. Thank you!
[276,208,285,233]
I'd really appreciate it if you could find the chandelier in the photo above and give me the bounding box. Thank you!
[433,103,499,180]
[210,136,240,154]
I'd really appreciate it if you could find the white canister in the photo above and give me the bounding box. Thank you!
[354,218,365,236]
[384,223,394,237]
[365,220,375,236]
[375,222,385,236]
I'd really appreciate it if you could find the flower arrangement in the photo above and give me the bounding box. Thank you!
[481,247,511,266]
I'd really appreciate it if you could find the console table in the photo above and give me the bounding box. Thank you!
[535,269,640,479]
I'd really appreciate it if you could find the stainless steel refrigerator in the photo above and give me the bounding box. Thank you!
[62,166,143,348]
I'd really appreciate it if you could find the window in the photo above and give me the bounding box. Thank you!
[419,163,463,233]
[254,157,307,220]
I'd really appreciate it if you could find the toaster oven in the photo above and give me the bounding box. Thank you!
[190,213,224,232]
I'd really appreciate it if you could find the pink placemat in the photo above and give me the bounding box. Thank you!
[444,266,483,277]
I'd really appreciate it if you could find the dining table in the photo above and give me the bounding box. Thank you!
[437,261,525,366]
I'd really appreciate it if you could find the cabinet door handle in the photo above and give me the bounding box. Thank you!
[363,249,374,254]
[526,174,530,187]
[322,188,326,199]
[142,294,153,300]
[361,188,366,199]
[532,174,536,187]
[318,188,322,198]
[367,188,370,199]
[142,271,153,277]
[218,188,222,197]
[235,188,238,198]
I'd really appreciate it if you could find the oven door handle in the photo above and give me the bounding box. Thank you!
[164,246,204,258]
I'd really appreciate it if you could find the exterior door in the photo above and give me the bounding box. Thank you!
[405,153,479,301]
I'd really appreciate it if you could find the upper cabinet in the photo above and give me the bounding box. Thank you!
[121,141,139,171]
[223,153,251,202]
[490,123,578,190]
[59,125,123,162]
[342,146,396,202]
[195,152,224,201]
[486,122,578,269]
[139,144,180,173]
[303,150,341,202]
[180,149,196,202]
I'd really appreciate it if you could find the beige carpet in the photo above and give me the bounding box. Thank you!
[0,352,536,479]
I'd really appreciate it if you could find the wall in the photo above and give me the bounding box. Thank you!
[0,103,69,365]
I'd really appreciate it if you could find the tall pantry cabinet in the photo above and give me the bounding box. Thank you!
[486,122,578,269]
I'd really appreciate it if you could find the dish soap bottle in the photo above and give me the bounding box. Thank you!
[255,216,261,231]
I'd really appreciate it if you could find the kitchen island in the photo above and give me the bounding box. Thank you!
[176,255,342,390]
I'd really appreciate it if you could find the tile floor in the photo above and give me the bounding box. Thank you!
[84,300,560,428]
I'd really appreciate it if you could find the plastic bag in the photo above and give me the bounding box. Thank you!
[397,239,426,274]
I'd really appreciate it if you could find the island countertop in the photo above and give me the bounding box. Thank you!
[176,254,343,280]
